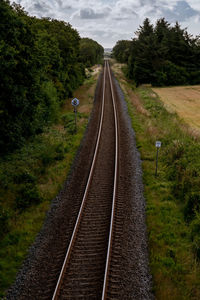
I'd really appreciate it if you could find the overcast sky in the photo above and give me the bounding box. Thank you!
[14,0,200,48]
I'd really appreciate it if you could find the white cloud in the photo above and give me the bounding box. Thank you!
[72,6,111,19]
[13,0,200,47]
[187,0,200,11]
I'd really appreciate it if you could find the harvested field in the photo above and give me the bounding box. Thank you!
[152,85,200,130]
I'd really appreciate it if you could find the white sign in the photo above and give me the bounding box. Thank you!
[71,98,79,106]
[155,141,161,148]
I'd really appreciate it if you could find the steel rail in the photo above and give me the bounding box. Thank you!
[52,61,107,300]
[101,60,119,300]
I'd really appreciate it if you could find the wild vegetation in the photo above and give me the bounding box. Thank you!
[112,61,200,299]
[0,0,103,154]
[0,0,103,296]
[113,18,200,86]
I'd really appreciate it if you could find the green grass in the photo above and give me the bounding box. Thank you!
[113,64,200,299]
[0,71,99,297]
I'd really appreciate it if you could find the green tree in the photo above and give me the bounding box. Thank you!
[112,40,132,63]
[79,38,104,67]
[122,17,200,86]
[128,18,156,85]
[0,1,103,154]
[0,0,41,150]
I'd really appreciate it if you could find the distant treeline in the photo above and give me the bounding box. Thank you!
[113,18,200,86]
[0,0,103,154]
[80,38,104,67]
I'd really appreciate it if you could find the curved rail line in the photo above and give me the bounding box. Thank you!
[52,60,119,300]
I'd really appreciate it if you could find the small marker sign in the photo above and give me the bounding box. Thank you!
[155,141,161,148]
[71,98,79,107]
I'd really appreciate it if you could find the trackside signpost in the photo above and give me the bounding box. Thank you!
[155,141,161,177]
[71,98,79,133]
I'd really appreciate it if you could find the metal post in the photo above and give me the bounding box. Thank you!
[74,107,77,133]
[155,147,159,177]
[155,141,161,177]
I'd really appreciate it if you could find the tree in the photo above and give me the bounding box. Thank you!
[0,1,103,154]
[128,18,156,85]
[118,17,200,86]
[0,0,41,150]
[112,40,132,63]
[79,38,104,67]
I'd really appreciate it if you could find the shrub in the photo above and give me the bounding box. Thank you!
[184,192,200,221]
[0,206,10,236]
[191,213,200,260]
[15,183,41,210]
[55,143,65,160]
[62,113,76,134]
[189,71,200,85]
[13,171,36,185]
[62,113,74,125]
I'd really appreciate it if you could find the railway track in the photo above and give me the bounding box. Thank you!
[7,58,152,300]
[52,60,121,299]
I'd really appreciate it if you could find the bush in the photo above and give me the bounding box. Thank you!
[191,213,200,260]
[40,151,55,166]
[15,183,41,210]
[189,71,200,85]
[62,113,76,134]
[13,171,36,185]
[184,192,200,221]
[0,206,10,236]
[62,113,75,124]
[55,143,65,160]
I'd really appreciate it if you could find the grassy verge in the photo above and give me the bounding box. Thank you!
[112,61,200,299]
[0,66,101,297]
